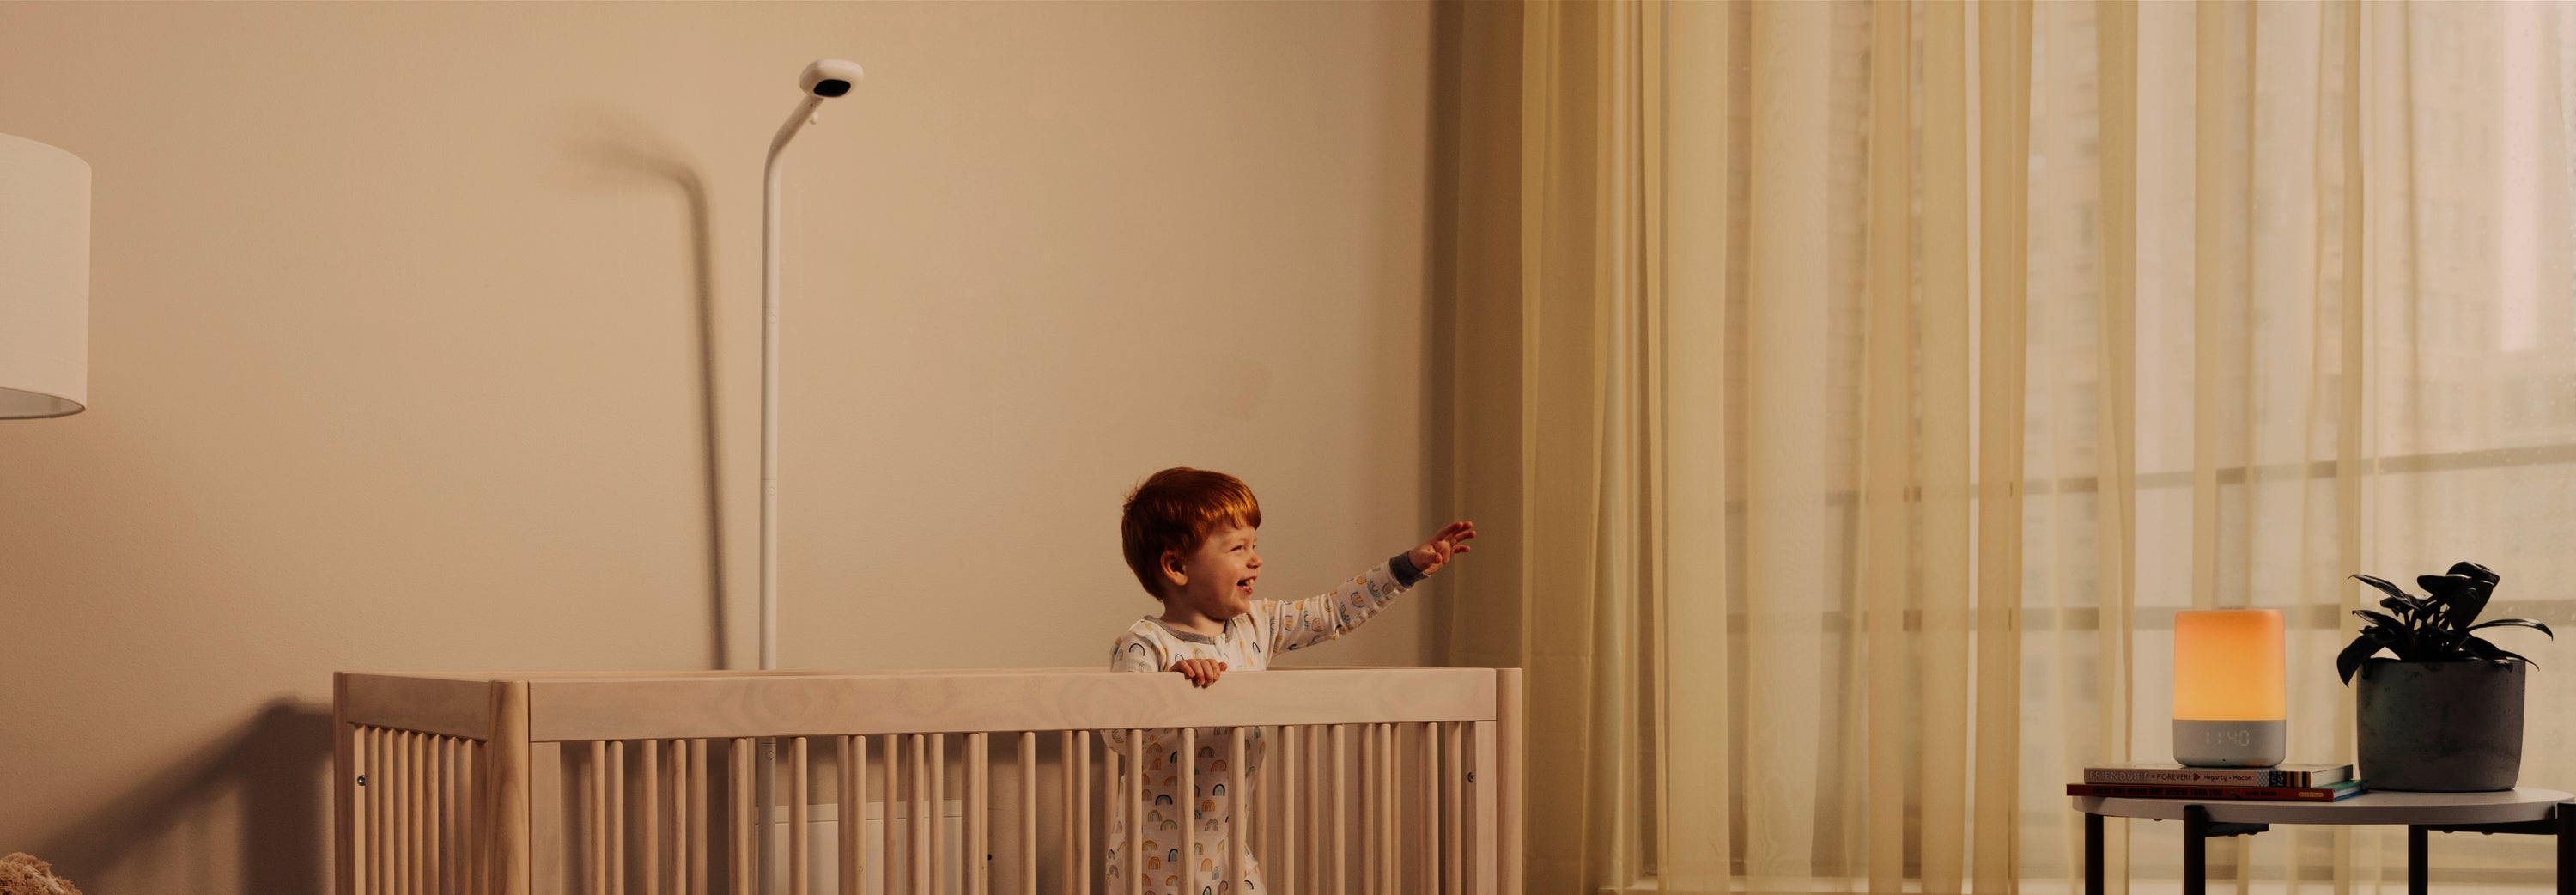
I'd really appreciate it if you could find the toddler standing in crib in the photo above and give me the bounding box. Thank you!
[1103,466,1475,895]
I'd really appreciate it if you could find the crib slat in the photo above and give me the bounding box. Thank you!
[1388,724,1401,895]
[465,738,481,895]
[453,737,466,895]
[358,728,374,895]
[1498,668,1524,895]
[359,728,374,895]
[641,740,660,895]
[612,742,629,895]
[412,732,428,895]
[1469,721,1496,895]
[912,734,931,895]
[689,740,709,895]
[969,731,987,895]
[345,726,358,895]
[840,736,863,895]
[1384,725,1398,895]
[1229,728,1246,894]
[1123,730,1141,895]
[1419,722,1436,895]
[1359,725,1375,895]
[388,731,402,895]
[1331,725,1346,895]
[1443,722,1462,895]
[1018,731,1036,895]
[928,734,943,895]
[731,738,755,895]
[391,729,404,895]
[466,737,482,895]
[1058,731,1074,895]
[1248,728,1262,887]
[790,737,811,895]
[418,733,431,895]
[1278,727,1295,895]
[426,737,439,895]
[429,733,440,895]
[672,741,689,895]
[386,732,398,895]
[1306,726,1321,895]
[434,737,450,895]
[399,728,410,895]
[1074,730,1091,895]
[1046,737,1066,895]
[1385,724,1398,894]
[434,734,446,895]
[589,741,609,895]
[891,737,912,895]
[401,729,415,895]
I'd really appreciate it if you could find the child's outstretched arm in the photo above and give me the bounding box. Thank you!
[1263,521,1478,655]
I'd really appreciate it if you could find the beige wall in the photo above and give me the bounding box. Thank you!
[0,3,1437,891]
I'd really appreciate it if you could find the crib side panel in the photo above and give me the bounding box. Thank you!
[524,668,1498,742]
[340,667,1524,895]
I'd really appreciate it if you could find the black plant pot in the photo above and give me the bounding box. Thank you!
[2354,659,2526,792]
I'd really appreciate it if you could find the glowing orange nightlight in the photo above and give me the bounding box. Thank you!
[2172,608,2287,767]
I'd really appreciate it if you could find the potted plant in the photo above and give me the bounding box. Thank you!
[2342,561,2555,791]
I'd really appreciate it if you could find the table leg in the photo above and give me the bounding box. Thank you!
[2184,805,2208,895]
[2085,812,2103,895]
[2409,825,2427,895]
[2556,802,2572,895]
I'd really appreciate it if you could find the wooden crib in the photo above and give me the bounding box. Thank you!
[332,667,1523,895]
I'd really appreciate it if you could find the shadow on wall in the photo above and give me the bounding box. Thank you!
[562,107,731,672]
[38,700,334,895]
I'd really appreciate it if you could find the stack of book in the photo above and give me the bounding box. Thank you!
[2068,763,2364,801]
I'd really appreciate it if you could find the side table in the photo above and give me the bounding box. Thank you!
[2075,788,2574,895]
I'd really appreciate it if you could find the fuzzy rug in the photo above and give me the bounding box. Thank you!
[0,854,82,895]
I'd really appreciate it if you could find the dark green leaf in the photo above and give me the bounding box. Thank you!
[2462,637,2536,667]
[2449,560,2500,586]
[2351,608,2405,633]
[2468,618,2555,639]
[2417,574,2494,627]
[2337,636,2385,685]
[2419,574,2476,599]
[2352,574,2415,605]
[2378,595,2419,614]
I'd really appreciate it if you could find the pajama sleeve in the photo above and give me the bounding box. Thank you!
[1110,630,1163,673]
[1261,555,1425,655]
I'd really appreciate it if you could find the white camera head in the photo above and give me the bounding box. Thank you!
[800,59,865,98]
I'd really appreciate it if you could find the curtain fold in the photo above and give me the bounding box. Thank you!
[1434,0,2576,892]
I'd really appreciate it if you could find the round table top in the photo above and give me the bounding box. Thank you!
[2075,788,2573,825]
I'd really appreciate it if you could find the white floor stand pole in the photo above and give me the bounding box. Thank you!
[756,90,826,895]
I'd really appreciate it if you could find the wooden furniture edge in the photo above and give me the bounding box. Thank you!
[1498,667,1525,895]
[2075,788,2576,825]
[333,672,355,895]
[489,679,532,895]
[524,667,1503,742]
[343,673,501,740]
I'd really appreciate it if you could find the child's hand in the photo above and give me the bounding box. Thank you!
[1170,658,1227,688]
[1407,521,1479,576]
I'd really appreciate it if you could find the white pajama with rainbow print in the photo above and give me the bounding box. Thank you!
[1103,556,1424,895]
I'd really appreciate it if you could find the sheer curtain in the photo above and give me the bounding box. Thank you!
[1428,1,2576,892]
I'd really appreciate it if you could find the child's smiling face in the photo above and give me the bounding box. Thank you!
[1165,521,1261,624]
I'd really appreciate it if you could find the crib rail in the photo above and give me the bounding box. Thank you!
[333,667,1523,895]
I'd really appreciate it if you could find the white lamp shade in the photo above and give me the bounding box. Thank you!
[2172,608,2287,766]
[0,132,89,418]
